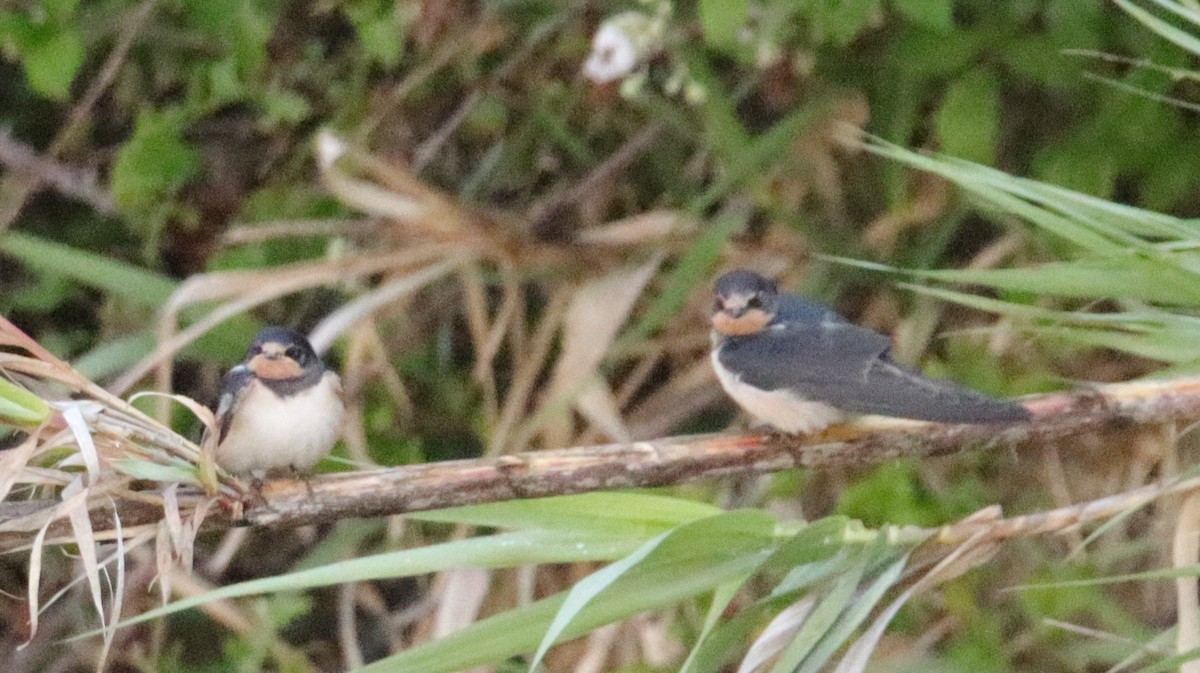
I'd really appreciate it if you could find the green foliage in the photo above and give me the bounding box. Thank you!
[846,139,1200,366]
[834,460,983,527]
[698,0,749,52]
[0,0,84,100]
[111,110,201,214]
[5,0,1200,671]
[935,72,1000,165]
[0,377,50,427]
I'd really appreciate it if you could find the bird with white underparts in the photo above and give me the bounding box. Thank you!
[709,269,1030,434]
[211,326,345,477]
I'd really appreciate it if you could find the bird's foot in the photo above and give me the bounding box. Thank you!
[289,465,316,498]
[810,423,863,443]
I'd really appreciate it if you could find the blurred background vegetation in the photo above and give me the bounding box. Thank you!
[3,0,1200,671]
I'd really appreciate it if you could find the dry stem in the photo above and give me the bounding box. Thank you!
[3,377,1199,551]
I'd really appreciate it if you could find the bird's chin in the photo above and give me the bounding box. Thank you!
[711,309,771,336]
[248,354,305,380]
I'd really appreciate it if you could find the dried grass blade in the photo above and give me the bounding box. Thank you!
[0,423,44,501]
[62,478,107,634]
[60,403,101,482]
[95,500,125,672]
[308,257,469,353]
[1174,491,1200,672]
[833,532,996,673]
[537,257,662,445]
[574,378,632,443]
[737,598,817,673]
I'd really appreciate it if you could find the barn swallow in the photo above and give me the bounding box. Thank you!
[710,269,1030,434]
[212,326,345,476]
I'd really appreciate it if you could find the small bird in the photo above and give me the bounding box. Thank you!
[212,326,345,476]
[709,269,1030,434]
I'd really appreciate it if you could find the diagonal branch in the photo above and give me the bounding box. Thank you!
[3,377,1199,551]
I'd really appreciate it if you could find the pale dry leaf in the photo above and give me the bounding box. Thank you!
[0,424,44,501]
[738,597,817,673]
[154,520,172,604]
[309,258,469,354]
[574,377,632,443]
[1174,490,1200,673]
[575,210,692,248]
[62,477,107,637]
[539,257,661,445]
[316,130,469,238]
[575,622,621,673]
[95,500,125,673]
[61,404,100,482]
[834,533,996,673]
[115,246,462,396]
[433,567,493,638]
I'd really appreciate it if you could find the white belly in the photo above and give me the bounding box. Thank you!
[711,349,842,434]
[215,373,344,475]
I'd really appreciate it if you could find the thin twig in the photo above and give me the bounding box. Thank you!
[5,377,1200,550]
[0,0,158,229]
[0,131,115,213]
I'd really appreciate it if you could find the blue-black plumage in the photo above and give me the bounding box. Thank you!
[211,326,345,476]
[710,269,1030,433]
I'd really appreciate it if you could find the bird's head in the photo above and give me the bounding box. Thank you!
[244,326,321,381]
[711,269,779,336]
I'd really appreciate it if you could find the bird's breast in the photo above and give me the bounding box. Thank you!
[710,345,842,434]
[215,373,344,474]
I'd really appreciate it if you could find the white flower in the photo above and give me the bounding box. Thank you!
[583,11,662,84]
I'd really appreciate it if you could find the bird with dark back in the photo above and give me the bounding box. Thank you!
[710,269,1031,434]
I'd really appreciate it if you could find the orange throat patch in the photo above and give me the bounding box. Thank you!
[712,309,771,336]
[248,354,304,380]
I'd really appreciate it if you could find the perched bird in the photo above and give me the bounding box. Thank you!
[212,326,345,476]
[709,269,1030,434]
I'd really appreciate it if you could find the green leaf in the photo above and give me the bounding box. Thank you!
[861,138,1168,254]
[23,24,83,100]
[769,549,872,673]
[369,510,778,673]
[679,580,745,673]
[794,554,908,673]
[111,110,201,212]
[806,0,883,45]
[1115,0,1200,57]
[0,377,50,426]
[912,257,1200,306]
[935,73,1000,165]
[412,492,720,537]
[72,331,157,381]
[699,0,749,51]
[110,458,198,484]
[837,461,934,527]
[82,528,640,638]
[0,232,177,307]
[527,510,773,670]
[893,0,953,31]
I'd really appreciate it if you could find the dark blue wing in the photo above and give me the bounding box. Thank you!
[718,321,890,394]
[718,323,1029,423]
[215,365,255,443]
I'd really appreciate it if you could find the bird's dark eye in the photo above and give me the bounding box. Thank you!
[746,295,762,309]
[285,346,303,361]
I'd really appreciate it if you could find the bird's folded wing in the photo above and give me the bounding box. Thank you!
[718,323,1027,422]
[215,365,254,443]
[718,322,890,394]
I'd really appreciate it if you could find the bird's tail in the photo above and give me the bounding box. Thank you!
[852,359,1031,424]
